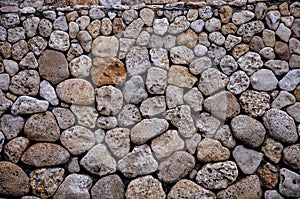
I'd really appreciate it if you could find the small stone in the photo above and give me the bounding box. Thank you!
[149,48,169,70]
[68,55,91,78]
[232,10,255,25]
[190,19,204,33]
[237,21,264,42]
[237,52,263,75]
[67,157,80,173]
[214,125,236,149]
[39,50,69,84]
[91,175,124,199]
[166,85,184,109]
[279,69,300,91]
[23,17,39,38]
[136,31,150,46]
[12,40,28,61]
[126,47,150,76]
[0,90,12,116]
[43,10,56,21]
[7,27,25,43]
[287,103,300,122]
[80,144,116,176]
[9,70,40,96]
[117,104,141,127]
[279,168,300,198]
[123,18,144,38]
[250,69,278,91]
[119,38,135,58]
[290,2,300,17]
[196,161,238,190]
[96,116,117,130]
[262,29,276,47]
[255,2,267,20]
[30,168,64,199]
[140,96,166,117]
[75,16,90,30]
[70,105,98,128]
[232,44,249,59]
[220,5,232,23]
[0,13,20,28]
[168,179,216,199]
[199,5,213,20]
[170,46,194,65]
[105,128,130,159]
[265,11,281,30]
[53,174,92,199]
[118,145,158,178]
[52,108,75,130]
[283,144,300,170]
[239,90,270,117]
[272,91,296,109]
[275,41,290,61]
[217,175,262,199]
[92,36,119,57]
[0,73,9,91]
[11,96,49,115]
[168,65,197,88]
[176,29,198,48]
[233,145,263,175]
[168,16,190,34]
[3,137,29,163]
[196,113,220,138]
[281,16,294,28]
[48,30,70,51]
[197,138,230,162]
[158,151,195,183]
[0,26,7,41]
[265,60,289,75]
[221,23,237,35]
[165,105,196,138]
[89,7,105,20]
[125,175,165,198]
[227,70,250,95]
[250,36,265,52]
[198,68,228,96]
[123,75,147,104]
[0,114,24,140]
[194,44,208,57]
[19,52,38,69]
[21,143,70,167]
[122,10,138,25]
[67,43,83,61]
[0,161,30,197]
[219,55,238,76]
[261,138,284,164]
[69,22,79,39]
[264,190,284,199]
[276,23,291,42]
[205,17,221,32]
[24,111,60,142]
[0,42,12,59]
[95,85,123,116]
[153,18,169,36]
[145,67,167,94]
[259,47,275,60]
[183,87,203,112]
[140,8,154,26]
[289,38,300,55]
[163,35,176,49]
[77,30,92,52]
[207,44,226,65]
[209,31,225,46]
[87,20,100,38]
[291,19,300,37]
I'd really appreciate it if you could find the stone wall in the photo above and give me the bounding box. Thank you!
[0,1,300,199]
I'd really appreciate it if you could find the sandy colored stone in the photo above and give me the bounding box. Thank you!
[105,128,130,159]
[3,137,29,163]
[261,138,284,164]
[197,138,230,162]
[92,36,119,57]
[168,65,197,88]
[96,85,123,115]
[0,114,24,140]
[56,79,94,105]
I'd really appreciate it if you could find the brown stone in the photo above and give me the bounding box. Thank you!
[0,42,11,58]
[0,161,30,197]
[21,143,70,167]
[38,50,69,85]
[232,43,249,59]
[197,138,230,162]
[249,36,265,52]
[295,84,300,101]
[176,29,198,48]
[91,57,126,87]
[221,23,237,35]
[261,138,284,164]
[220,5,233,24]
[113,18,125,38]
[70,0,99,6]
[257,163,278,189]
[3,137,29,163]
[56,79,95,105]
[275,41,290,60]
[12,40,28,61]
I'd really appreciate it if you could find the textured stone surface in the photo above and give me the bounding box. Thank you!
[3,137,29,163]
[257,163,278,189]
[0,114,24,140]
[91,175,124,199]
[11,96,49,115]
[279,168,300,198]
[197,138,230,162]
[105,128,130,159]
[70,105,98,128]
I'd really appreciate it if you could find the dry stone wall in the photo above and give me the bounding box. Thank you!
[0,0,300,198]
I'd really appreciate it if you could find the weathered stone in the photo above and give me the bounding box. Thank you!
[21,143,70,167]
[168,65,197,89]
[19,52,38,69]
[69,22,79,39]
[97,116,118,130]
[119,38,135,58]
[118,144,158,178]
[265,60,289,75]
[227,70,250,95]
[220,5,232,23]
[3,137,29,163]
[263,108,298,143]
[140,8,154,26]
[275,41,290,61]
[9,70,40,96]
[0,73,9,91]
[237,52,263,75]
[0,114,24,140]
[145,67,167,94]
[77,30,92,52]
[185,133,202,155]
[165,105,196,138]
[207,44,226,65]
[209,31,225,46]
[168,16,190,34]
[289,54,300,69]
[214,125,236,149]
[176,29,198,48]
[279,168,300,198]
[123,75,147,104]
[67,157,80,173]
[265,10,281,30]
[49,30,70,51]
[232,44,249,59]
[11,96,49,115]
[197,138,230,162]
[125,175,165,198]
[0,161,30,197]
[170,46,194,65]
[237,21,264,42]
[105,128,130,159]
[291,19,300,37]
[0,13,20,28]
[276,23,291,42]
[196,113,220,138]
[261,138,284,164]
[123,18,144,38]
[183,87,203,112]
[149,48,169,70]
[139,96,165,117]
[262,29,276,47]
[196,161,238,190]
[158,151,195,183]
[136,31,150,46]
[12,40,28,61]
[70,105,98,128]
[153,18,169,36]
[232,10,254,25]
[52,108,75,130]
[53,174,92,199]
[221,23,237,35]
[91,175,124,199]
[250,69,278,91]
[7,27,25,43]
[67,43,84,61]
[205,17,221,32]
[87,20,101,38]
[92,36,119,57]
[283,144,300,170]
[203,91,240,121]
[117,104,141,127]
[278,69,300,91]
[30,168,64,199]
[126,47,150,76]
[80,144,116,176]
[190,19,204,33]
[23,17,40,38]
[53,16,68,31]
[24,111,60,142]
[249,36,265,52]
[259,47,275,60]
[39,50,69,85]
[264,190,284,199]
[272,91,296,109]
[68,55,91,78]
[257,163,278,189]
[217,175,262,199]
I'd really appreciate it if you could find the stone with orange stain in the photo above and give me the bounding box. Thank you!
[197,138,230,162]
[91,57,126,87]
[70,0,99,7]
[257,163,278,189]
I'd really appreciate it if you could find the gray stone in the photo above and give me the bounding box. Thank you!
[67,157,80,173]
[125,175,165,198]
[67,43,84,61]
[227,70,250,95]
[168,16,190,34]
[52,108,75,130]
[158,151,195,183]
[232,10,254,25]
[38,19,53,37]
[91,175,124,199]
[189,56,212,75]
[39,80,59,106]
[165,105,196,138]
[183,87,203,112]
[190,19,205,33]
[117,104,141,127]
[140,8,154,27]
[19,52,38,69]
[136,31,150,46]
[0,114,24,140]
[12,40,28,61]
[77,31,92,52]
[153,18,169,36]
[194,44,208,57]
[92,36,119,57]
[0,73,9,91]
[3,137,29,163]
[225,35,242,51]
[76,16,90,30]
[166,85,184,109]
[278,69,300,91]
[146,67,167,94]
[123,18,144,38]
[170,46,194,65]
[276,23,291,42]
[9,70,40,96]
[168,65,197,88]
[289,54,300,69]
[0,26,7,41]
[272,91,296,109]
[214,125,236,149]
[197,138,230,162]
[279,168,300,198]
[149,48,169,70]
[7,27,25,43]
[233,145,264,174]
[89,8,105,20]
[61,126,95,155]
[238,52,263,75]
[105,128,130,159]
[0,131,4,152]
[196,161,238,190]
[53,174,92,199]
[0,90,12,116]
[70,105,98,128]
[265,60,289,75]
[0,13,20,28]
[264,190,284,199]
[126,47,150,76]
[250,69,278,91]
[49,30,70,51]
[3,59,18,76]
[54,16,68,31]
[185,133,202,155]
[23,17,40,38]
[287,103,300,122]
[140,96,166,117]
[237,21,264,42]
[263,108,298,143]
[207,44,226,65]
[117,144,158,178]
[69,22,79,39]
[163,35,176,49]
[205,17,221,32]
[80,144,116,176]
[97,116,118,130]
[265,11,281,30]
[196,113,220,138]
[24,111,60,142]
[123,75,147,104]
[11,96,49,115]
[259,47,275,60]
[283,144,300,170]
[209,31,225,46]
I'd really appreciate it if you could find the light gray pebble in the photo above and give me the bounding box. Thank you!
[272,91,296,109]
[76,16,90,30]
[105,128,130,159]
[89,8,105,20]
[11,96,49,115]
[91,175,124,199]
[97,116,118,130]
[266,10,281,30]
[259,47,276,60]
[123,75,148,104]
[136,31,150,46]
[52,108,75,130]
[209,31,225,45]
[7,27,25,43]
[163,35,176,49]
[140,96,166,117]
[0,26,7,41]
[153,18,169,36]
[250,69,278,91]
[168,16,190,35]
[207,44,226,65]
[94,129,105,144]
[170,46,194,65]
[185,133,202,155]
[237,52,263,75]
[19,52,38,69]
[43,10,56,21]
[232,10,255,25]
[146,67,167,95]
[237,20,264,42]
[189,56,212,75]
[0,114,24,140]
[49,30,70,51]
[279,168,300,198]
[183,87,203,112]
[23,17,40,38]
[123,18,144,38]
[67,157,80,173]
[126,47,150,76]
[227,70,250,95]
[278,69,300,91]
[0,131,4,152]
[283,143,300,170]
[166,85,184,109]
[214,125,236,149]
[117,104,142,127]
[194,44,208,56]
[190,19,204,33]
[265,60,289,75]
[220,55,238,76]
[38,19,53,38]
[68,22,79,39]
[54,16,68,31]
[0,73,9,91]
[3,59,19,76]
[149,48,169,70]
[196,112,220,138]
[286,102,300,122]
[205,17,221,32]
[199,6,213,20]
[70,105,98,128]
[225,35,242,51]
[39,80,59,106]
[264,190,284,199]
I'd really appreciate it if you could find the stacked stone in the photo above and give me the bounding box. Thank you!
[0,0,300,198]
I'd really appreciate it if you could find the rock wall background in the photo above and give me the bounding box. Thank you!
[0,0,300,198]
